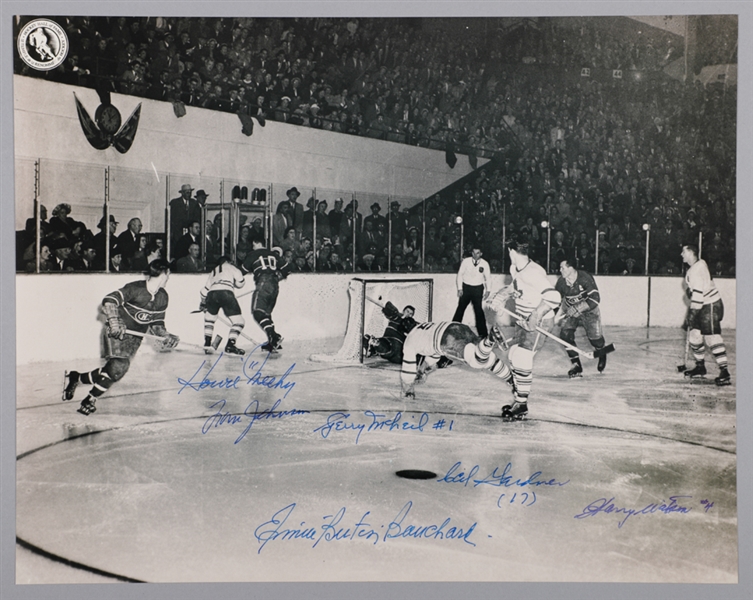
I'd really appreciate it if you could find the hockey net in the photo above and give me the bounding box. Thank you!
[309,278,433,363]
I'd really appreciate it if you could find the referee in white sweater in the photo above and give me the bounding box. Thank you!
[452,246,491,337]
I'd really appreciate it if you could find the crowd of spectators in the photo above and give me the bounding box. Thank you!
[16,16,736,276]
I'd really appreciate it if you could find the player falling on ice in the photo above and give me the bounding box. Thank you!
[199,255,247,355]
[400,321,510,398]
[62,259,179,415]
[680,244,731,386]
[242,234,290,353]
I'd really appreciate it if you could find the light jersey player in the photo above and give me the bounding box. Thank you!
[680,244,731,386]
[555,258,609,377]
[62,259,179,415]
[400,321,511,403]
[199,255,247,355]
[486,238,561,420]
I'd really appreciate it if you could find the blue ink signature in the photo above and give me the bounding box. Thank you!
[253,501,477,554]
[574,495,693,528]
[202,398,309,444]
[177,346,297,398]
[313,411,431,444]
[439,462,570,489]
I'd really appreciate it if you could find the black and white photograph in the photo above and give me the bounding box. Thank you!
[2,2,751,598]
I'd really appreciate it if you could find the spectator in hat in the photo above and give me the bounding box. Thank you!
[389,200,406,249]
[92,215,119,270]
[195,189,210,206]
[169,183,201,251]
[109,246,125,273]
[25,242,55,273]
[281,186,304,237]
[51,238,76,272]
[364,201,387,233]
[49,203,76,241]
[273,203,291,248]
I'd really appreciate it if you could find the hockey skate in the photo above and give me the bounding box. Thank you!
[224,340,245,355]
[261,334,283,354]
[684,361,707,379]
[488,326,507,349]
[77,397,97,416]
[501,400,528,422]
[62,370,79,401]
[715,368,731,386]
[568,363,583,378]
[597,353,607,373]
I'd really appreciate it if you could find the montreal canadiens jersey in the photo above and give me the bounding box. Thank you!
[686,259,721,309]
[201,262,245,299]
[555,270,600,312]
[103,280,169,333]
[510,259,561,318]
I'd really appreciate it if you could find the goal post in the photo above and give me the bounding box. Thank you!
[309,277,433,363]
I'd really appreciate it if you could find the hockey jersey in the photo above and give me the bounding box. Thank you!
[200,261,245,300]
[686,259,721,310]
[243,248,291,283]
[511,259,561,318]
[555,270,600,313]
[103,280,169,333]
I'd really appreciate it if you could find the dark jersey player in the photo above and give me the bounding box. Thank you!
[363,302,418,363]
[63,259,179,415]
[242,235,291,353]
[555,258,609,377]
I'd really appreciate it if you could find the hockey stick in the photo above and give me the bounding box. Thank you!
[494,306,615,359]
[216,314,262,348]
[677,328,690,372]
[125,329,222,352]
[191,288,255,314]
[365,295,386,309]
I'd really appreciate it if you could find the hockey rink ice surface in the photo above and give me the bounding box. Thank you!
[15,325,737,584]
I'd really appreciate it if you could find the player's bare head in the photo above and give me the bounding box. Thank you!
[507,236,530,261]
[403,305,415,318]
[681,244,699,264]
[147,259,171,279]
[560,258,576,277]
[250,232,265,248]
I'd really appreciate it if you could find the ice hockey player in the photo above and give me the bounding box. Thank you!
[199,255,247,355]
[400,321,510,402]
[62,259,179,415]
[363,302,418,364]
[242,234,291,353]
[485,237,561,421]
[555,257,609,377]
[680,244,731,386]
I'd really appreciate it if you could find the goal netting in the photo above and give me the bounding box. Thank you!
[309,278,433,363]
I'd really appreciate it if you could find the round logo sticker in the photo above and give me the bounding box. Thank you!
[17,19,68,71]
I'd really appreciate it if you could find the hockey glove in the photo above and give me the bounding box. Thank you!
[103,302,125,339]
[199,298,207,312]
[685,309,700,331]
[158,333,180,352]
[107,317,126,339]
[566,301,590,318]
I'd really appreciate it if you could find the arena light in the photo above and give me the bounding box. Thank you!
[455,216,463,225]
[541,220,549,228]
[642,223,650,231]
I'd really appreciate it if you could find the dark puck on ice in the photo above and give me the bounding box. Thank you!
[395,469,437,480]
